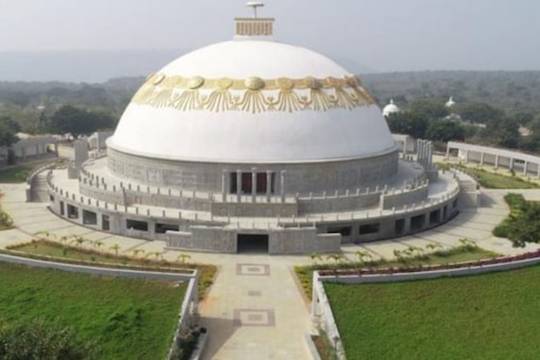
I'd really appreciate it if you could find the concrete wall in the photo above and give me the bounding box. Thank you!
[108,147,400,195]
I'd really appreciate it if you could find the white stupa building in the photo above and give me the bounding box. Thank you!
[446,96,456,108]
[44,3,461,254]
[383,99,400,117]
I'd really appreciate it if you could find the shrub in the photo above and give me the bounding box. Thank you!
[0,320,98,360]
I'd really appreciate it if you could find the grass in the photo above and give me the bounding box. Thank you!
[325,264,540,360]
[0,164,35,183]
[9,240,216,298]
[437,162,540,189]
[0,262,186,360]
[295,246,498,299]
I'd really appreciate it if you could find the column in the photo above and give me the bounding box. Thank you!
[537,164,540,178]
[280,170,286,201]
[221,170,227,199]
[509,158,514,171]
[465,150,469,163]
[236,170,242,201]
[495,155,499,169]
[480,152,485,166]
[446,144,450,159]
[266,171,272,200]
[524,162,528,175]
[251,168,257,201]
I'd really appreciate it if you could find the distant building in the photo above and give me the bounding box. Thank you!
[383,99,401,117]
[445,97,456,109]
[0,133,59,166]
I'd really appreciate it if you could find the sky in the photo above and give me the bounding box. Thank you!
[0,0,538,82]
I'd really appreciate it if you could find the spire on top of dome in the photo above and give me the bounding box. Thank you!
[247,1,265,18]
[235,1,274,40]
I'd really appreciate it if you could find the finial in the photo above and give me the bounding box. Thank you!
[246,1,265,18]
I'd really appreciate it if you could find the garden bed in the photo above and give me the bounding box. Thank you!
[7,239,216,298]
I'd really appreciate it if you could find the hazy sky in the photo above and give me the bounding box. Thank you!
[0,0,539,81]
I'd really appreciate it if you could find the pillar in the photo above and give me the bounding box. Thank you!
[266,171,272,200]
[509,158,514,171]
[537,164,540,178]
[465,150,469,163]
[280,170,286,201]
[251,168,257,201]
[221,170,227,199]
[236,170,242,200]
[495,155,499,169]
[445,144,450,159]
[524,162,528,175]
[480,152,485,166]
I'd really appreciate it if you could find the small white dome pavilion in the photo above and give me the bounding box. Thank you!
[382,99,400,117]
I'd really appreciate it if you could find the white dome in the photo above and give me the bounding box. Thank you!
[109,40,397,164]
[383,99,400,117]
[446,97,456,108]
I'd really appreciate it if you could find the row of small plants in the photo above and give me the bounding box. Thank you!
[493,193,540,247]
[0,193,13,231]
[295,239,495,299]
[6,232,216,298]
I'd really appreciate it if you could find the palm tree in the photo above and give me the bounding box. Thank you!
[110,244,120,257]
[94,240,104,253]
[152,252,163,261]
[71,236,85,248]
[131,249,145,258]
[176,253,191,265]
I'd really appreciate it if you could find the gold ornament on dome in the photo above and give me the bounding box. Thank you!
[187,76,205,89]
[132,74,375,114]
[245,77,265,90]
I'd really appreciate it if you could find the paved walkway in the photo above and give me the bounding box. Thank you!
[3,182,540,359]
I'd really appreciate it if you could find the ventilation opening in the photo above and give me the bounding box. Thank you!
[237,234,269,254]
[82,210,97,225]
[126,219,148,232]
[359,223,380,235]
[156,223,180,234]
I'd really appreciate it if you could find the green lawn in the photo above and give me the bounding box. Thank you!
[0,164,35,183]
[326,265,540,360]
[295,246,498,299]
[0,262,186,360]
[438,163,539,189]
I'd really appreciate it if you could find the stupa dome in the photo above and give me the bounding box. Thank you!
[108,17,396,164]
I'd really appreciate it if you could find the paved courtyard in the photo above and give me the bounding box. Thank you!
[1,182,539,359]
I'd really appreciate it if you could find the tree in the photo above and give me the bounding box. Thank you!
[409,99,449,120]
[425,120,466,142]
[110,243,120,256]
[47,105,115,136]
[485,117,520,148]
[386,111,429,139]
[456,103,504,124]
[0,117,20,147]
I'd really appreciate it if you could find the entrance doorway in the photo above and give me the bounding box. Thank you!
[237,234,269,254]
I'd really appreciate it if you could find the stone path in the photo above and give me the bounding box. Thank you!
[3,182,540,359]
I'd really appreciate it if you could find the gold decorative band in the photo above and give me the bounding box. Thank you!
[132,74,375,113]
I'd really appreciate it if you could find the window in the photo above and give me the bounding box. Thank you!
[327,226,352,237]
[395,219,405,235]
[241,172,252,194]
[411,214,426,231]
[155,223,180,234]
[126,219,148,232]
[429,210,441,225]
[82,210,97,225]
[67,205,79,219]
[49,195,55,202]
[359,223,380,235]
[230,173,238,194]
[102,215,110,231]
[60,201,65,216]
